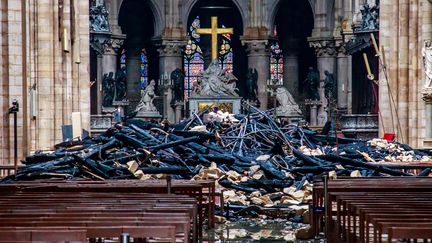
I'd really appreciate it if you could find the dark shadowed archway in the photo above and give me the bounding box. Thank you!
[118,0,158,110]
[273,0,315,115]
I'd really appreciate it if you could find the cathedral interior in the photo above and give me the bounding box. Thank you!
[0,1,432,242]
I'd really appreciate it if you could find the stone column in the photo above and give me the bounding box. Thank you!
[158,41,184,78]
[282,39,300,100]
[126,36,142,110]
[244,40,270,109]
[336,46,349,111]
[157,41,185,122]
[283,51,300,100]
[309,38,338,126]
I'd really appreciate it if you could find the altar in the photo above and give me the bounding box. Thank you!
[189,96,242,115]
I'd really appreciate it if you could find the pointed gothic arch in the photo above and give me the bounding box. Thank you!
[118,0,164,36]
[182,0,247,35]
[268,0,315,35]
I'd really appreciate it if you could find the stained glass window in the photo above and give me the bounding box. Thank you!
[270,25,283,85]
[140,49,149,89]
[184,16,205,100]
[119,48,149,89]
[120,49,126,68]
[219,30,233,73]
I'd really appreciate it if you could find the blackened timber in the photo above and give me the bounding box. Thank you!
[317,154,411,176]
[258,160,286,180]
[114,133,147,149]
[149,134,212,151]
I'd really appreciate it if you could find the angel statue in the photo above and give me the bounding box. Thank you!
[275,86,302,116]
[135,80,158,112]
[423,40,432,88]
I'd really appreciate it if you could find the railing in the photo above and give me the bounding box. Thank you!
[0,165,17,178]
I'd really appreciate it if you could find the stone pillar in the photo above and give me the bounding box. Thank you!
[126,37,142,110]
[244,40,270,109]
[309,38,338,126]
[158,41,184,78]
[157,41,184,122]
[336,46,349,111]
[283,51,300,100]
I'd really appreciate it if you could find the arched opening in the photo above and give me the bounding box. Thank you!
[118,0,158,110]
[273,0,315,113]
[185,0,247,97]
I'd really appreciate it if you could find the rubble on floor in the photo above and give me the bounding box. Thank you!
[2,106,432,240]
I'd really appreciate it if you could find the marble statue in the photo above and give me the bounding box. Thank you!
[324,70,337,103]
[194,60,239,97]
[171,68,185,103]
[275,87,302,116]
[115,66,127,101]
[135,80,158,112]
[90,2,110,32]
[102,72,115,107]
[423,40,432,88]
[304,67,320,100]
[245,68,259,102]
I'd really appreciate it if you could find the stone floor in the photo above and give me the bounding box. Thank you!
[203,218,326,242]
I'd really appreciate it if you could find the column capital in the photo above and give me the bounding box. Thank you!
[308,37,339,57]
[242,39,270,56]
[90,33,125,56]
[154,39,187,57]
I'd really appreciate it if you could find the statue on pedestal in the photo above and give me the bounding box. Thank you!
[170,68,185,103]
[135,80,158,112]
[115,66,127,101]
[245,68,259,102]
[304,67,320,101]
[423,40,432,89]
[102,72,115,107]
[275,87,302,116]
[194,60,239,97]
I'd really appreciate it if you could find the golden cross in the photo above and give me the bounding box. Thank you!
[196,16,233,61]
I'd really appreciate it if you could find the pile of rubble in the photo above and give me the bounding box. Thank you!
[2,107,431,232]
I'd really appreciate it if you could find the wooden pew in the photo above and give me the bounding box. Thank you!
[0,181,201,243]
[312,177,432,243]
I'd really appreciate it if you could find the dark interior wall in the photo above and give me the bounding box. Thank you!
[274,0,316,94]
[90,48,98,115]
[186,0,247,97]
[352,47,379,114]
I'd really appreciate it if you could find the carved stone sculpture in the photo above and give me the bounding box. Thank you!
[275,87,302,116]
[304,67,320,101]
[324,70,337,103]
[171,68,185,103]
[135,80,158,112]
[115,66,127,101]
[90,2,110,32]
[360,3,379,31]
[102,72,115,107]
[194,60,239,97]
[245,68,259,102]
[423,40,432,89]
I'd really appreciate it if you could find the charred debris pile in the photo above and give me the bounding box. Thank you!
[3,107,432,217]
